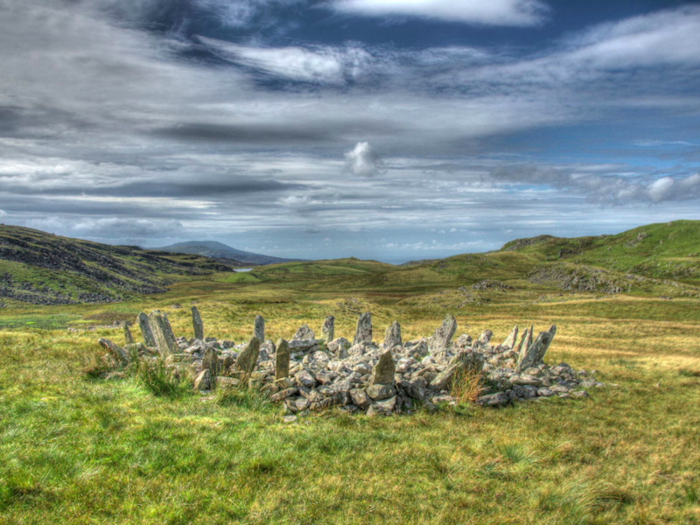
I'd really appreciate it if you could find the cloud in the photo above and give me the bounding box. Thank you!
[200,37,372,84]
[344,142,379,176]
[332,0,549,26]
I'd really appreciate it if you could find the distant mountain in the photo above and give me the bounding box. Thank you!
[153,240,302,266]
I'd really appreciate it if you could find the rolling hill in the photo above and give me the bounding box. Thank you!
[0,226,237,305]
[154,240,301,266]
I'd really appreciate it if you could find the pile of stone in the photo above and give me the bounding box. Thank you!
[97,308,604,416]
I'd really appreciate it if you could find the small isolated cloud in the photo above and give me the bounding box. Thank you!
[332,0,549,26]
[0,209,7,218]
[344,142,379,176]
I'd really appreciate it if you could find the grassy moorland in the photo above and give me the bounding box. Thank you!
[1,222,700,524]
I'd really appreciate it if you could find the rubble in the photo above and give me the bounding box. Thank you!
[97,309,602,416]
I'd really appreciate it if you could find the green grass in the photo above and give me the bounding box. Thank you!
[1,222,700,523]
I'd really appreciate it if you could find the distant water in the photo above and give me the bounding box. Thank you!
[235,268,253,272]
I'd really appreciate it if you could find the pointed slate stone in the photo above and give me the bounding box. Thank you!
[202,346,220,377]
[138,312,155,347]
[275,338,290,380]
[321,315,335,342]
[501,325,518,350]
[515,325,533,356]
[254,315,265,342]
[294,324,315,340]
[236,336,261,376]
[429,314,456,355]
[148,310,177,356]
[123,323,134,345]
[353,312,372,345]
[192,306,204,340]
[98,338,129,364]
[383,321,402,350]
[517,325,556,372]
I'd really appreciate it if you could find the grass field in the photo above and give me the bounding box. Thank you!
[1,254,700,524]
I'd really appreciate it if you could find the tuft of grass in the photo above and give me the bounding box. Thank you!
[137,357,192,398]
[215,384,272,411]
[450,368,484,404]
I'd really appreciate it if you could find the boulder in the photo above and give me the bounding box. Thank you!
[350,388,371,408]
[383,321,402,350]
[191,306,204,340]
[367,396,396,416]
[369,350,395,387]
[366,384,394,401]
[353,312,372,345]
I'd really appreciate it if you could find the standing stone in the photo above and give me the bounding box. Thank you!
[353,312,372,345]
[275,338,290,380]
[517,325,556,372]
[123,323,134,345]
[254,315,265,342]
[321,316,335,342]
[148,310,177,356]
[429,314,457,355]
[236,336,261,376]
[501,326,518,350]
[293,324,315,340]
[98,338,129,364]
[202,346,220,377]
[137,312,155,347]
[515,325,533,356]
[369,350,396,386]
[192,306,204,340]
[383,321,402,350]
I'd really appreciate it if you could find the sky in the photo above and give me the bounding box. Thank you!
[1,0,700,263]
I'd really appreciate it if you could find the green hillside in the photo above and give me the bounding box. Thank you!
[0,226,236,305]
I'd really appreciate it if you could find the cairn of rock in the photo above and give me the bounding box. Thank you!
[96,310,604,416]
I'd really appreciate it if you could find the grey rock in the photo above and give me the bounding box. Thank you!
[383,321,402,350]
[536,387,554,397]
[295,397,310,412]
[454,334,473,351]
[275,338,290,379]
[202,347,220,377]
[478,330,493,345]
[517,325,556,372]
[476,392,509,407]
[429,351,485,391]
[270,387,299,402]
[432,395,456,405]
[369,350,395,387]
[98,338,129,364]
[353,312,372,345]
[515,325,533,356]
[283,415,297,423]
[216,377,240,389]
[429,314,456,355]
[294,324,315,340]
[366,384,395,401]
[288,339,321,353]
[367,396,396,416]
[572,390,589,398]
[350,388,371,408]
[501,326,518,350]
[236,337,261,376]
[254,315,265,342]
[403,377,427,401]
[148,310,177,356]
[295,369,316,388]
[137,312,156,347]
[194,369,212,391]
[321,315,335,342]
[191,306,204,340]
[327,337,350,357]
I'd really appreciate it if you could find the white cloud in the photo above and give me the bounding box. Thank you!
[199,37,372,84]
[344,142,379,176]
[332,0,549,26]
